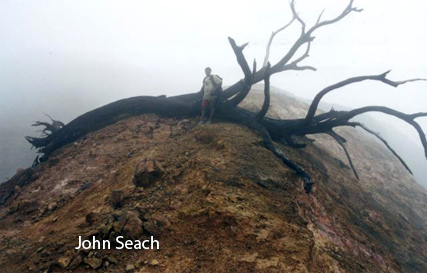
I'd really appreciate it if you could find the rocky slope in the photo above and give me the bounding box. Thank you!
[0,90,426,272]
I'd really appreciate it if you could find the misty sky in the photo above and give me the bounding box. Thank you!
[1,0,427,171]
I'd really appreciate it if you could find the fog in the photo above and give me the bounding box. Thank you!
[1,0,427,186]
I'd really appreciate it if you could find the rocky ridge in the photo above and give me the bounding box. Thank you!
[0,89,426,272]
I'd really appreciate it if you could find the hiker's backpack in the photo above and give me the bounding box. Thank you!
[209,75,223,95]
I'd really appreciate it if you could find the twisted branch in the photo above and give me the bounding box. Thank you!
[346,122,413,174]
[319,107,427,160]
[327,130,359,180]
[227,37,254,107]
[305,71,426,124]
[263,16,296,67]
[254,63,272,121]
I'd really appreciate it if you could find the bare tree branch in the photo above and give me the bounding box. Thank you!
[237,117,314,194]
[30,114,65,136]
[290,0,306,34]
[279,41,316,72]
[346,122,413,174]
[316,9,325,25]
[269,0,360,75]
[254,63,272,121]
[327,130,360,180]
[263,17,296,67]
[269,142,314,193]
[222,0,362,100]
[44,113,66,128]
[31,121,53,134]
[325,107,427,159]
[291,40,311,64]
[252,59,257,80]
[282,135,307,148]
[307,0,363,36]
[227,37,251,81]
[283,65,317,72]
[305,71,427,124]
[227,37,253,107]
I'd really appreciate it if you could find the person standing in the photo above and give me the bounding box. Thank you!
[199,67,222,124]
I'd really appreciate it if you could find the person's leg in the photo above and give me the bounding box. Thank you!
[200,108,206,120]
[199,101,207,124]
[207,102,215,124]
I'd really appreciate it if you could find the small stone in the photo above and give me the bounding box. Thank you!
[239,253,258,263]
[106,256,118,264]
[85,213,96,224]
[175,162,182,168]
[36,247,44,253]
[69,255,83,270]
[143,214,171,236]
[104,260,110,268]
[170,200,182,210]
[9,204,19,213]
[149,259,159,266]
[47,202,58,211]
[84,256,102,269]
[58,256,71,268]
[38,207,47,217]
[14,185,21,195]
[111,190,125,209]
[126,263,135,271]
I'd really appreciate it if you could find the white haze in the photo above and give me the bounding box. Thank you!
[1,0,427,186]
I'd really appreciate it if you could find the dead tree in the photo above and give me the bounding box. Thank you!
[27,114,65,136]
[26,0,426,194]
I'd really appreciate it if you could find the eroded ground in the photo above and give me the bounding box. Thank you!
[0,91,426,272]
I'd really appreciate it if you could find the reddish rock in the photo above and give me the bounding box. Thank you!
[122,211,144,239]
[133,158,163,188]
[142,214,171,236]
